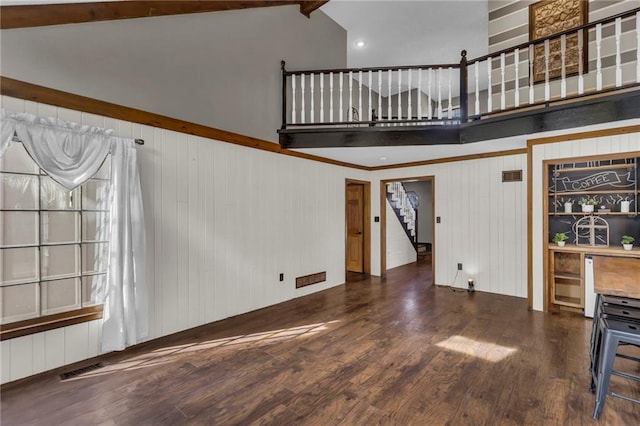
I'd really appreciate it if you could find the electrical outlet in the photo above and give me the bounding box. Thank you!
[457,263,463,271]
[279,273,284,282]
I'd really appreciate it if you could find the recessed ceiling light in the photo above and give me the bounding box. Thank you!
[355,40,366,48]
[379,157,387,160]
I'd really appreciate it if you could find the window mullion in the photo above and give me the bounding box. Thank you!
[37,170,42,318]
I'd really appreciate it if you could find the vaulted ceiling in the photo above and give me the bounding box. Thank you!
[0,0,328,29]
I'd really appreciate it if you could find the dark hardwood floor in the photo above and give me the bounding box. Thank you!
[2,262,639,425]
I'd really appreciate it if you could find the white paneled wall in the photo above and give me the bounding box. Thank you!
[531,131,640,311]
[0,95,367,384]
[374,154,528,296]
[385,199,417,269]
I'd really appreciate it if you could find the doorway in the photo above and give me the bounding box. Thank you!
[380,176,435,282]
[345,179,371,281]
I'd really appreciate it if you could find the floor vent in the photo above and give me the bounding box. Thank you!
[60,362,103,380]
[296,271,327,289]
[502,169,523,182]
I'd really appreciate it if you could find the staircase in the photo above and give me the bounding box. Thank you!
[386,182,429,262]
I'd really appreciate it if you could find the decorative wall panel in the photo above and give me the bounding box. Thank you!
[529,0,588,82]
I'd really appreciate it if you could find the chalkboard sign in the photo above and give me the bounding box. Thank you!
[549,168,635,193]
[547,156,639,246]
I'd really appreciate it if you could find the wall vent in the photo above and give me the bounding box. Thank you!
[60,362,103,380]
[502,170,523,182]
[296,271,326,289]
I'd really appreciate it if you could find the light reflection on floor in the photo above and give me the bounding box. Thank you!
[435,335,517,362]
[68,320,340,380]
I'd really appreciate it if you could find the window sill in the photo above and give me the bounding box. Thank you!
[0,306,103,341]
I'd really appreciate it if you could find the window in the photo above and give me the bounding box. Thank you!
[0,141,109,339]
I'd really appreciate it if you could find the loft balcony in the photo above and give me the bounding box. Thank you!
[278,8,640,149]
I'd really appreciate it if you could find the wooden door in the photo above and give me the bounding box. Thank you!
[346,184,364,273]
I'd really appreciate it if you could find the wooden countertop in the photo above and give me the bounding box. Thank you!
[548,243,640,258]
[593,256,640,299]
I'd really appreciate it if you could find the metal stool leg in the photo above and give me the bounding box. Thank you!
[593,329,618,420]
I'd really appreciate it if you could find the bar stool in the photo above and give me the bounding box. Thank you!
[592,317,640,419]
[589,297,640,392]
[601,295,640,310]
[590,296,640,373]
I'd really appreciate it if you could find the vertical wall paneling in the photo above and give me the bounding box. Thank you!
[63,323,89,365]
[30,333,46,375]
[187,137,201,328]
[43,328,65,371]
[9,336,33,381]
[161,130,179,334]
[375,153,528,297]
[1,340,12,383]
[0,96,368,384]
[152,126,164,337]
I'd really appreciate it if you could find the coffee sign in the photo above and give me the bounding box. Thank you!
[550,169,635,192]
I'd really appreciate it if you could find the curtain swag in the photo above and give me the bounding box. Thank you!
[0,108,148,352]
[1,108,113,189]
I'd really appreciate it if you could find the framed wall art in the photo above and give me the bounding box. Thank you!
[529,0,588,83]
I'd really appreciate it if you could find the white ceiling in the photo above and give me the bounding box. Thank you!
[321,0,489,68]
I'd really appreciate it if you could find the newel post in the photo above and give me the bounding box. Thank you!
[281,60,287,130]
[459,50,468,123]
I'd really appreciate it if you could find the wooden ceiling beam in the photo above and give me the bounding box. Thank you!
[1,1,328,30]
[299,1,330,18]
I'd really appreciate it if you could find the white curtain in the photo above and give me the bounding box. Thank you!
[101,138,148,352]
[0,108,147,352]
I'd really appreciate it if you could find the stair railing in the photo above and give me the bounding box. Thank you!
[386,182,417,248]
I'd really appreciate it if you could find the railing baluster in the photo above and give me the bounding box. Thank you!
[561,34,566,98]
[339,72,343,122]
[437,67,442,119]
[578,29,584,95]
[358,70,363,122]
[514,49,520,107]
[398,69,402,123]
[310,73,314,123]
[637,12,640,83]
[475,61,479,115]
[320,73,324,122]
[368,70,372,121]
[615,17,622,87]
[428,68,432,119]
[291,74,296,124]
[418,68,422,120]
[500,53,506,110]
[596,23,603,91]
[487,59,492,112]
[329,72,334,122]
[447,67,452,119]
[378,70,382,122]
[349,71,353,122]
[408,69,413,122]
[388,69,392,122]
[301,73,305,123]
[544,39,550,101]
[529,45,534,104]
